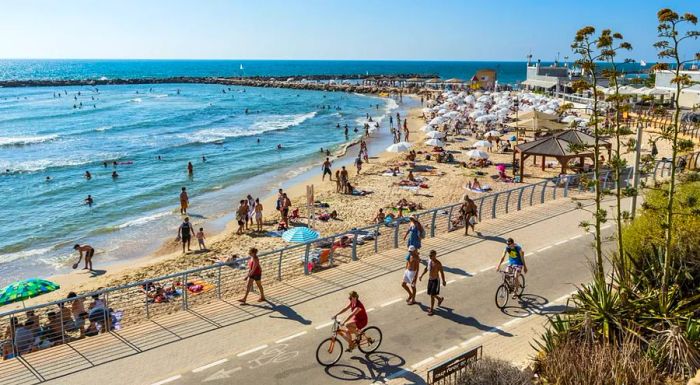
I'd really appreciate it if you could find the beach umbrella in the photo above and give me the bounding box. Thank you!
[425,131,445,139]
[420,125,436,132]
[386,142,412,153]
[473,140,492,148]
[282,227,319,243]
[465,150,489,159]
[509,135,517,141]
[0,278,60,307]
[424,139,445,147]
[485,130,501,137]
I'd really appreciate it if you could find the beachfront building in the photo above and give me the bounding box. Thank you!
[471,69,497,91]
[521,59,571,94]
[654,68,700,109]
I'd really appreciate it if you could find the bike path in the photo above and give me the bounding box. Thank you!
[43,198,610,385]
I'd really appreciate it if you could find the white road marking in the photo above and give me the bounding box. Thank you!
[366,307,376,313]
[314,321,334,330]
[484,326,504,334]
[203,367,241,382]
[380,298,403,307]
[446,279,455,285]
[275,331,307,344]
[416,289,427,295]
[554,240,568,245]
[503,318,524,327]
[236,344,268,357]
[192,359,228,373]
[460,335,482,347]
[411,357,435,369]
[570,234,583,240]
[151,375,182,385]
[536,245,552,252]
[434,345,459,358]
[479,266,493,273]
[525,252,535,256]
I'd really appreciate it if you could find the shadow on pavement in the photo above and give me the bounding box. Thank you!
[324,351,407,382]
[268,304,312,325]
[420,303,513,337]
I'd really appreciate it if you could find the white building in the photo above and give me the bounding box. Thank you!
[654,69,700,109]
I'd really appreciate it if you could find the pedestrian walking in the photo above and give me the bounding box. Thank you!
[419,250,446,316]
[402,246,420,305]
[238,248,266,304]
[403,215,424,250]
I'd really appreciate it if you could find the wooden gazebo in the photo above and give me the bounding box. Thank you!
[513,130,611,181]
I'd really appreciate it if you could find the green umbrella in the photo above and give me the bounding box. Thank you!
[0,278,60,307]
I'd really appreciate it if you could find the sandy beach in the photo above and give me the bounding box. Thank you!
[8,91,675,309]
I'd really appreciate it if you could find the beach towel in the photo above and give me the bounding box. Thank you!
[266,230,284,237]
[186,280,214,295]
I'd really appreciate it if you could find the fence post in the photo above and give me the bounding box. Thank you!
[563,175,571,197]
[277,250,283,280]
[374,225,380,253]
[653,161,661,182]
[447,205,456,231]
[430,209,438,237]
[530,184,536,206]
[145,287,151,319]
[552,179,558,200]
[540,181,547,204]
[217,265,222,299]
[478,198,484,222]
[505,190,512,214]
[182,273,188,310]
[393,222,400,248]
[491,193,498,219]
[59,302,66,344]
[517,187,525,211]
[304,244,311,274]
[351,229,358,261]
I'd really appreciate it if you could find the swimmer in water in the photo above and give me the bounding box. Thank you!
[46,176,51,182]
[84,171,92,180]
[112,171,118,178]
[277,144,282,150]
[257,138,260,143]
[85,195,94,207]
[202,156,207,162]
[103,162,108,168]
[187,162,194,175]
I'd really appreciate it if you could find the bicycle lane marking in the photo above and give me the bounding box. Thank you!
[150,375,181,385]
[314,320,334,330]
[192,359,228,373]
[275,331,307,344]
[380,298,403,307]
[237,344,268,357]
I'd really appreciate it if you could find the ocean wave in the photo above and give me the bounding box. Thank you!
[0,152,124,173]
[116,211,170,229]
[0,134,59,147]
[95,125,113,132]
[185,112,317,144]
[0,246,55,265]
[152,94,168,98]
[130,98,142,103]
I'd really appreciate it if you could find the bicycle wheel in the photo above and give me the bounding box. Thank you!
[495,284,509,309]
[316,337,343,366]
[517,274,525,296]
[358,326,383,354]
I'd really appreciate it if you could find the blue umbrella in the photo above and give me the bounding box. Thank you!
[509,135,517,141]
[0,278,60,307]
[282,227,320,243]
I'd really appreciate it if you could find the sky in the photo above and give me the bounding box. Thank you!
[0,0,697,61]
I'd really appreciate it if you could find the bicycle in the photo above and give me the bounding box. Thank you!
[315,317,383,366]
[495,266,525,309]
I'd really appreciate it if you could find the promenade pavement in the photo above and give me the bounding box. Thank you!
[23,195,619,385]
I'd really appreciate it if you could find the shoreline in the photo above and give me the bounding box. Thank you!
[21,94,418,305]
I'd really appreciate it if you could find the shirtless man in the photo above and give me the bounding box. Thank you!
[322,158,333,181]
[179,187,189,215]
[460,195,479,236]
[401,246,420,305]
[419,250,446,316]
[72,244,95,271]
[339,166,349,194]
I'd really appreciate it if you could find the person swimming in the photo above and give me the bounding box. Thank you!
[277,144,283,150]
[112,171,118,178]
[85,195,94,207]
[84,171,92,180]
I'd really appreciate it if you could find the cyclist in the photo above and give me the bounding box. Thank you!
[496,238,528,298]
[333,291,368,352]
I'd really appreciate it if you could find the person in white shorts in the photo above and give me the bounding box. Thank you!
[401,245,420,305]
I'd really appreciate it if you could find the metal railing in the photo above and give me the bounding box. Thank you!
[1,153,697,383]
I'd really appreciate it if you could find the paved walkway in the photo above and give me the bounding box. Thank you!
[3,194,618,385]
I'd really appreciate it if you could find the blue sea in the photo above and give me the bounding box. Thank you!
[0,59,647,284]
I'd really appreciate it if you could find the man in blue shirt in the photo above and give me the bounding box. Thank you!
[496,238,528,298]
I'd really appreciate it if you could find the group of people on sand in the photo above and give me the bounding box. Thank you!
[236,195,264,234]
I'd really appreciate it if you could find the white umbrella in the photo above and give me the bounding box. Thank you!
[420,125,436,132]
[386,142,412,153]
[429,117,445,126]
[425,131,445,139]
[473,140,492,148]
[465,150,489,159]
[485,130,501,137]
[475,115,496,123]
[424,139,445,147]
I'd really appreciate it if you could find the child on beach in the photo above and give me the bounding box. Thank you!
[196,227,206,250]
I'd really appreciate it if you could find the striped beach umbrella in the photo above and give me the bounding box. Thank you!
[282,227,320,243]
[0,278,60,307]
